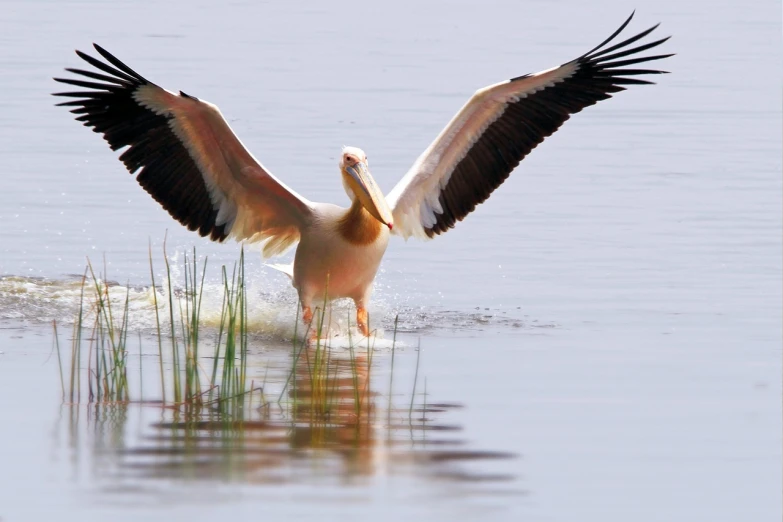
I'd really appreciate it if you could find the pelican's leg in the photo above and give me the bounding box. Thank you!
[301,300,318,344]
[355,301,370,337]
[302,304,313,328]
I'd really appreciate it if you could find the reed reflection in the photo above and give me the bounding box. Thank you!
[57,342,514,487]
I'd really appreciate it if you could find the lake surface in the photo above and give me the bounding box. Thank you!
[0,0,780,520]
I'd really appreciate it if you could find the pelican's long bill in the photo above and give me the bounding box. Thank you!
[344,161,394,229]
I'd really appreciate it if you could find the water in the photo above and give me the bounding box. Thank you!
[0,0,780,520]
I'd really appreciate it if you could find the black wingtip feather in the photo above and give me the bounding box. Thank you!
[92,43,150,84]
[599,53,675,69]
[593,37,671,65]
[54,46,228,243]
[581,11,636,58]
[74,49,139,84]
[64,67,133,86]
[587,23,661,60]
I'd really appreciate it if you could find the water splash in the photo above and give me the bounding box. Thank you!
[0,273,555,342]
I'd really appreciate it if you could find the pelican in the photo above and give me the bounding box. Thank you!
[53,13,671,338]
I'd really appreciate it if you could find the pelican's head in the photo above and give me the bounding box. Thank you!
[339,146,394,230]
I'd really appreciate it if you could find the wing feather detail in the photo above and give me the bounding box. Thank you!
[54,44,312,256]
[387,13,672,239]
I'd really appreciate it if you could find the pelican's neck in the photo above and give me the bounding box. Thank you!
[338,199,383,246]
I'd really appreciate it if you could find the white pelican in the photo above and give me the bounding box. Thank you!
[54,13,671,337]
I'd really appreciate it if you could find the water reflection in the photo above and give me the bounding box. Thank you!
[58,346,516,491]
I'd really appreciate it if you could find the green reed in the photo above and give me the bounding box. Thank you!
[212,248,249,412]
[409,339,422,419]
[54,245,418,443]
[82,259,130,402]
[178,248,207,405]
[387,315,399,432]
[148,241,165,402]
[56,246,243,407]
[161,240,181,403]
[53,320,64,400]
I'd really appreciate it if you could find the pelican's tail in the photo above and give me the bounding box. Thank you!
[265,263,294,280]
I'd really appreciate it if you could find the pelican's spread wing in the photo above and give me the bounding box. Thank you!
[54,45,313,257]
[387,13,672,239]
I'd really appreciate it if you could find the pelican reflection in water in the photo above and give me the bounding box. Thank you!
[54,13,671,338]
[68,346,511,484]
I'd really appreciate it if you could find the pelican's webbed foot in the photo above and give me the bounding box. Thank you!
[357,306,370,337]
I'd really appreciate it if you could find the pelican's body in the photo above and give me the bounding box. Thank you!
[294,201,390,330]
[54,13,671,338]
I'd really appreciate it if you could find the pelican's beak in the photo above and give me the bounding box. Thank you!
[345,162,394,230]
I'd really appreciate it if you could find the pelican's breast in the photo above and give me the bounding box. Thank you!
[293,203,389,302]
[337,202,383,246]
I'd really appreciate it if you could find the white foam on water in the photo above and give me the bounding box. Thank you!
[0,264,546,348]
[0,274,402,349]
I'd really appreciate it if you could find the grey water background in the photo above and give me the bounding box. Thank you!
[0,0,781,520]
